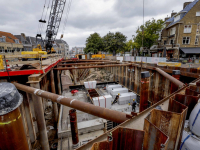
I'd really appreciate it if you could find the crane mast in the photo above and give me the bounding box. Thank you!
[45,0,66,53]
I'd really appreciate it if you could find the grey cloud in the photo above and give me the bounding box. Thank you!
[0,0,192,49]
[114,0,187,18]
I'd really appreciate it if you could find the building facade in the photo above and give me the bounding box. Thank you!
[155,0,200,60]
[14,33,32,51]
[55,39,69,57]
[71,47,85,55]
[0,31,23,54]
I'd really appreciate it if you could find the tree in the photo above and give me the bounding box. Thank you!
[103,32,127,56]
[84,33,103,54]
[133,18,164,52]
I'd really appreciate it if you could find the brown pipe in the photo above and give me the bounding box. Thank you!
[54,64,131,70]
[0,108,29,150]
[58,62,119,66]
[13,82,131,123]
[155,68,184,87]
[69,109,79,149]
[0,82,29,150]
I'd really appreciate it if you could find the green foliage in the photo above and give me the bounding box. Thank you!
[133,18,164,50]
[84,33,103,54]
[84,32,127,55]
[102,32,127,55]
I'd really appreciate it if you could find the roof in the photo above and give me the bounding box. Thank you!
[166,0,199,28]
[180,47,200,54]
[55,39,68,45]
[0,31,22,43]
[14,35,31,45]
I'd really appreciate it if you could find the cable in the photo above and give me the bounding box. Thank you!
[62,0,73,34]
[37,0,48,34]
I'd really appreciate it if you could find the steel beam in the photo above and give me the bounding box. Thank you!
[13,83,132,123]
[54,64,131,70]
[58,62,119,66]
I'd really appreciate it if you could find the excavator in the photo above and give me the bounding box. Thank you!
[21,0,66,60]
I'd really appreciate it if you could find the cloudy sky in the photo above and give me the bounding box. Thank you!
[0,0,191,50]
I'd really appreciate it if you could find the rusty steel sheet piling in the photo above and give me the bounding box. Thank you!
[170,70,181,94]
[90,127,144,150]
[69,109,79,149]
[13,82,132,123]
[143,117,169,150]
[0,82,29,150]
[139,71,150,112]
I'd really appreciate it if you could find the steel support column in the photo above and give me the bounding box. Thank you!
[30,83,49,150]
[69,109,79,149]
[50,69,59,123]
[139,71,150,112]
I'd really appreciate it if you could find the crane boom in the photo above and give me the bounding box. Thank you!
[45,0,66,53]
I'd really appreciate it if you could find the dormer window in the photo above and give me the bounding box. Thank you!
[0,36,6,42]
[15,39,19,44]
[174,15,180,22]
[184,25,192,33]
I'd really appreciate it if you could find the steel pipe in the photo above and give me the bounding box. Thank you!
[69,109,79,149]
[54,64,132,70]
[155,68,184,87]
[13,83,132,123]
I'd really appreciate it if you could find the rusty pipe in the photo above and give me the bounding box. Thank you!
[69,109,79,149]
[54,64,132,70]
[13,82,132,123]
[155,68,184,87]
[0,82,29,150]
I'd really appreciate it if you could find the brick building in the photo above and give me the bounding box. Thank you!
[156,0,200,60]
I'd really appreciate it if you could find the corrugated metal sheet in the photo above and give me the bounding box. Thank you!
[90,127,144,150]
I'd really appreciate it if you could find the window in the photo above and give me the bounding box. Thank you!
[196,11,200,16]
[183,37,190,44]
[184,25,192,33]
[195,36,199,45]
[164,40,167,45]
[170,27,176,35]
[174,15,180,22]
[15,39,19,44]
[0,37,6,42]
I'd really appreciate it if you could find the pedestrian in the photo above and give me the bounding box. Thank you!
[132,99,136,112]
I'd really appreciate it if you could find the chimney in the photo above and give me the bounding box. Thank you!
[171,12,177,17]
[21,33,26,39]
[183,2,192,9]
